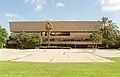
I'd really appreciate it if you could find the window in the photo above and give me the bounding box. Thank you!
[51,32,70,36]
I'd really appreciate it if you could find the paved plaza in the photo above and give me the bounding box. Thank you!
[0,49,120,62]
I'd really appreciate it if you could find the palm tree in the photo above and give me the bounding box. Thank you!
[108,20,119,38]
[101,17,119,48]
[101,17,108,28]
[45,21,53,48]
[100,17,109,48]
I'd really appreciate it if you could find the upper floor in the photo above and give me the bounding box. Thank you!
[9,21,102,32]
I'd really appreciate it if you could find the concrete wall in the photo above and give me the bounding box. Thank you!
[10,21,102,32]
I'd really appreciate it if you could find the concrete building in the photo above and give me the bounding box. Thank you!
[9,21,102,48]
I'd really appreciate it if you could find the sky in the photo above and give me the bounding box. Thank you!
[0,0,120,31]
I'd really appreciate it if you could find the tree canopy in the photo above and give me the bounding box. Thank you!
[16,32,42,49]
[90,30,103,43]
[0,25,8,48]
[90,17,120,49]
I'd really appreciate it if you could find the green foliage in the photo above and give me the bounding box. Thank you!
[90,30,103,43]
[0,25,8,48]
[101,17,108,26]
[16,32,42,49]
[101,18,119,48]
[90,17,120,49]
[90,30,103,50]
[0,58,120,77]
[5,36,17,48]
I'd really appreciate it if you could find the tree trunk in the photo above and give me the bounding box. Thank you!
[93,42,97,52]
[0,43,3,48]
[21,44,24,49]
[92,43,94,52]
[106,44,108,49]
[47,31,50,48]
[95,43,97,52]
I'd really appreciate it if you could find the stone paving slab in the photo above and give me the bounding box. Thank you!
[0,50,32,61]
[65,53,113,62]
[13,51,64,62]
[14,54,53,62]
[52,53,94,62]
[92,50,120,57]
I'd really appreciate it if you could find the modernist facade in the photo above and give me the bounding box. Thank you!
[9,21,102,48]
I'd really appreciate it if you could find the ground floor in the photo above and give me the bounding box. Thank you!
[41,37,101,48]
[7,40,102,49]
[42,42,101,48]
[10,31,101,48]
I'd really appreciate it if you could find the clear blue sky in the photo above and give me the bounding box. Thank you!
[0,0,120,31]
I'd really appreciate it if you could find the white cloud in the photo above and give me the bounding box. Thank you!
[26,0,46,11]
[5,13,20,17]
[99,0,120,12]
[56,2,65,8]
[25,0,65,10]
[5,13,22,20]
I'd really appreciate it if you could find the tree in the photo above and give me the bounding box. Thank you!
[5,36,17,48]
[95,17,119,48]
[45,21,53,48]
[90,17,119,49]
[0,25,8,48]
[90,30,103,51]
[16,32,42,49]
[101,17,108,28]
[101,18,119,48]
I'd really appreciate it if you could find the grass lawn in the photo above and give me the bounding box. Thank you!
[0,58,120,77]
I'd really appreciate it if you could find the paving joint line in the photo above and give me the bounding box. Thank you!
[88,57,96,62]
[9,54,33,61]
[50,58,54,62]
[84,50,115,62]
[63,52,66,55]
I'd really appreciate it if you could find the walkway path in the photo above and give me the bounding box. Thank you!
[0,49,119,62]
